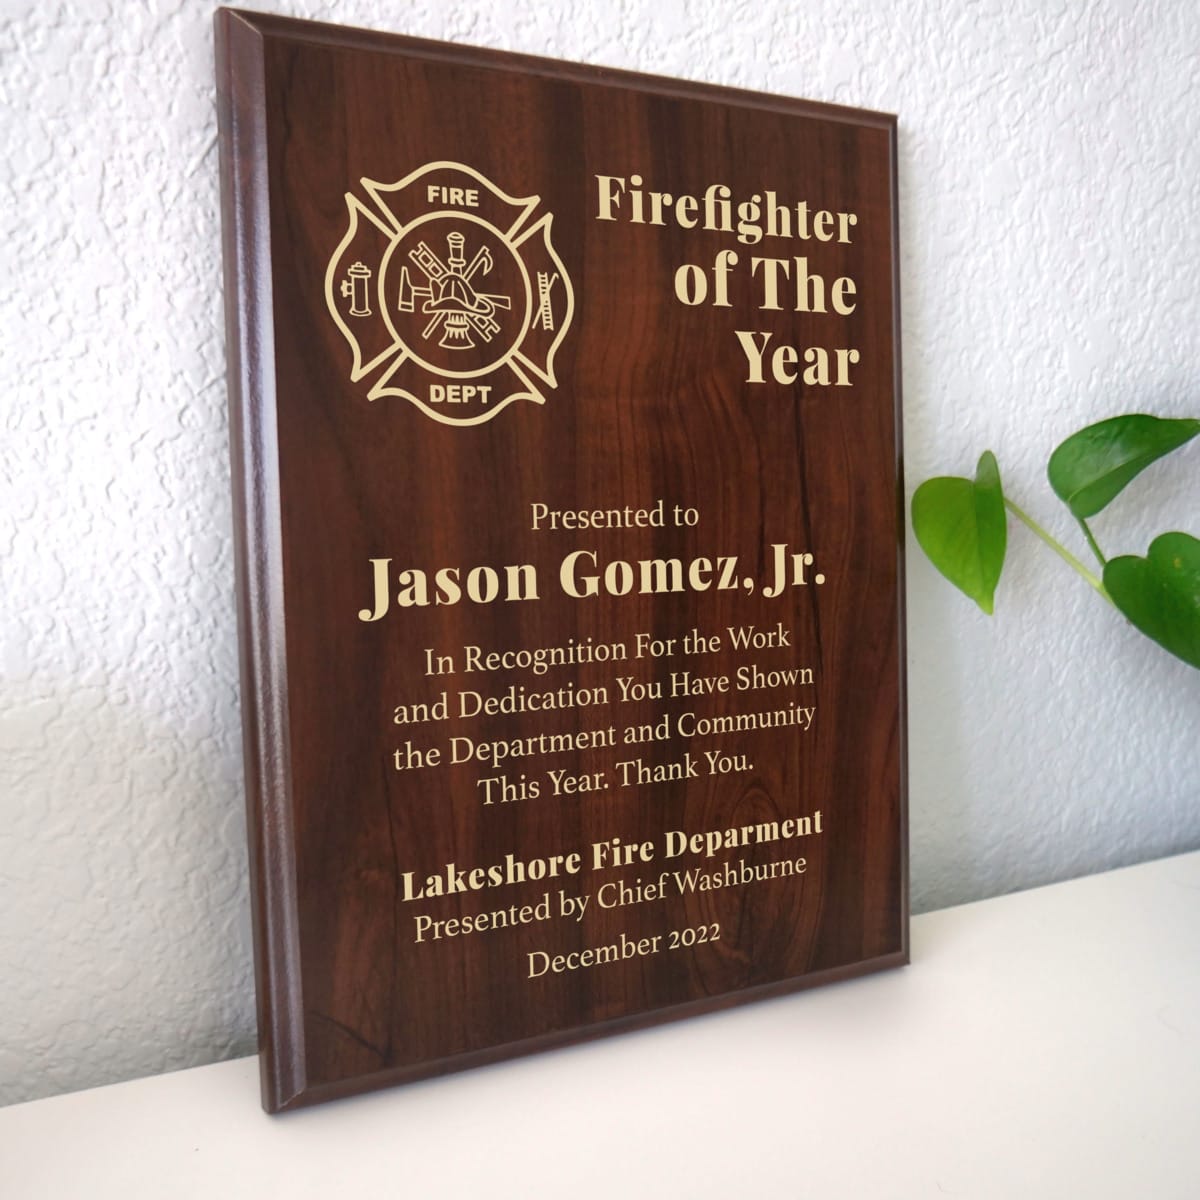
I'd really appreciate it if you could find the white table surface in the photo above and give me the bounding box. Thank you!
[4,850,1199,1199]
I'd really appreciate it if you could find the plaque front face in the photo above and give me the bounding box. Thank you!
[216,8,907,1112]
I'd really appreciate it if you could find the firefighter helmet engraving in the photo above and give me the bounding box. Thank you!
[401,231,510,350]
[325,162,574,427]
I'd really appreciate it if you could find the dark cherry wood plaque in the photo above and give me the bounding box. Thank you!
[216,7,907,1113]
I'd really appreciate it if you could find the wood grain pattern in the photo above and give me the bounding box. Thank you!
[216,7,907,1113]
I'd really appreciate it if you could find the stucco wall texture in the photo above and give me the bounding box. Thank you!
[2,0,1198,1107]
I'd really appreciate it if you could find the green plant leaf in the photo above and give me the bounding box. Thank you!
[1047,415,1200,519]
[912,451,1007,614]
[1103,532,1200,669]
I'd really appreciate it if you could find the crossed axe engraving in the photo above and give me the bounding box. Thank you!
[395,231,512,350]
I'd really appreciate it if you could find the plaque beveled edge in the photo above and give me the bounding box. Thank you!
[216,8,307,1113]
[214,5,909,1114]
[217,7,897,131]
[278,950,911,1111]
[889,109,911,978]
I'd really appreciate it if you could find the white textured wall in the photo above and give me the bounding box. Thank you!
[2,0,1197,1108]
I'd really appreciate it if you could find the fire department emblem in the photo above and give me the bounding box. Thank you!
[325,161,574,426]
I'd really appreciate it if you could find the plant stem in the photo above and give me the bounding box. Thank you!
[1003,498,1114,604]
[1077,516,1107,567]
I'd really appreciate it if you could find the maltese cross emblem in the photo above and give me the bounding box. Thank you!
[325,161,574,427]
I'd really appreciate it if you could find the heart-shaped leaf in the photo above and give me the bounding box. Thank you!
[912,450,1007,614]
[1048,415,1200,519]
[1103,532,1200,669]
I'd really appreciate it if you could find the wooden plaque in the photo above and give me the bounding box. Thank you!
[216,8,907,1112]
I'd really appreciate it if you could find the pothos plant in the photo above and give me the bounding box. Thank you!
[911,414,1200,671]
